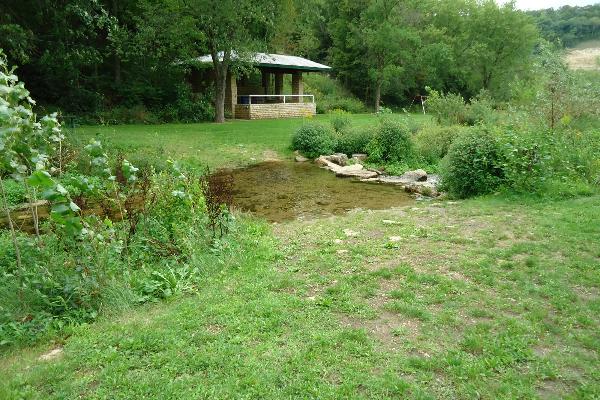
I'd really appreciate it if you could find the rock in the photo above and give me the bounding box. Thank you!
[351,153,368,163]
[401,169,428,182]
[324,153,348,166]
[382,220,399,225]
[39,347,63,361]
[336,169,379,179]
[361,173,441,197]
[336,249,349,255]
[335,164,378,179]
[343,229,359,237]
[388,236,402,242]
[315,155,340,170]
[334,239,344,244]
[294,151,309,162]
[317,156,378,178]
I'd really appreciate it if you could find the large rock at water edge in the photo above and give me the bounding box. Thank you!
[400,169,428,182]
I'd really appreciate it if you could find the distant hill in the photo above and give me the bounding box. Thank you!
[528,4,600,47]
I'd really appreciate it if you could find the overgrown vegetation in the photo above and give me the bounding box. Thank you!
[290,46,600,199]
[0,51,240,346]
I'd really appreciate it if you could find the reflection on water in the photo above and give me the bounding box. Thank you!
[215,161,414,222]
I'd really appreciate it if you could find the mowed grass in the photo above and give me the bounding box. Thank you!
[73,113,430,168]
[1,195,599,399]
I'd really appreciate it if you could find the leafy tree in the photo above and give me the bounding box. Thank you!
[139,0,279,123]
[360,0,420,112]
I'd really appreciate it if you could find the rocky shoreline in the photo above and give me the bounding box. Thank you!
[296,151,441,197]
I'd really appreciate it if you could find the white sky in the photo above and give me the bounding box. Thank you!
[498,0,599,10]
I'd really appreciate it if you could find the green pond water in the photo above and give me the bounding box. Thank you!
[218,161,414,222]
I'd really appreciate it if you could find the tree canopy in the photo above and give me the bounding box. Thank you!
[0,0,553,119]
[528,4,600,47]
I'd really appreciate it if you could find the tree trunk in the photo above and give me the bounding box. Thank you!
[375,81,382,113]
[214,65,227,123]
[210,46,231,124]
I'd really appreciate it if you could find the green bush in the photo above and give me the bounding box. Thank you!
[498,128,549,193]
[159,84,214,123]
[1,179,27,206]
[441,127,506,198]
[320,96,366,114]
[414,125,467,164]
[466,90,498,126]
[366,120,414,163]
[425,87,468,125]
[329,109,352,133]
[292,123,337,158]
[335,129,373,156]
[304,74,366,114]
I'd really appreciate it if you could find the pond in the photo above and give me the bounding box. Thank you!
[216,161,414,222]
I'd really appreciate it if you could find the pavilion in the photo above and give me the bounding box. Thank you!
[190,53,331,119]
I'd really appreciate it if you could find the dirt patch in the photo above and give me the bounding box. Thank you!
[39,347,63,361]
[338,311,420,351]
[566,47,600,71]
[262,149,281,162]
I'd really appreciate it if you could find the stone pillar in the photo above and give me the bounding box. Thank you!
[261,70,271,96]
[224,72,237,117]
[274,72,284,102]
[292,72,303,103]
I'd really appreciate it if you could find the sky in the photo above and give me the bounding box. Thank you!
[498,0,599,10]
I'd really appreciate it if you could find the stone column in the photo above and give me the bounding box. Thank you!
[261,70,271,96]
[224,72,237,117]
[274,72,284,102]
[292,72,303,103]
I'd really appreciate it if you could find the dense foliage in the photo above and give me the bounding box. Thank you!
[291,124,337,159]
[0,0,550,120]
[440,128,505,198]
[0,53,240,346]
[528,4,600,47]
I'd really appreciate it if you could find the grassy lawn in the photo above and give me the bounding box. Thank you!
[1,116,599,398]
[1,195,599,399]
[74,113,430,168]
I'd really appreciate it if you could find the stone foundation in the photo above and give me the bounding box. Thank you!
[234,103,316,119]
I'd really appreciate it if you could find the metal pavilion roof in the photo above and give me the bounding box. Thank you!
[193,52,331,72]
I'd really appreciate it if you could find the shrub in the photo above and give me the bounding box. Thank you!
[441,127,506,198]
[97,105,160,125]
[1,179,27,206]
[304,74,366,114]
[159,85,214,123]
[414,125,467,164]
[320,96,366,114]
[335,129,373,156]
[366,120,414,163]
[291,124,337,158]
[466,90,498,126]
[329,109,352,133]
[498,129,549,193]
[425,87,468,125]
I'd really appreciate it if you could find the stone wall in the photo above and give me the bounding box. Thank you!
[234,103,316,119]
